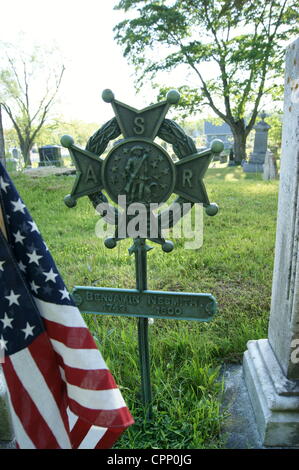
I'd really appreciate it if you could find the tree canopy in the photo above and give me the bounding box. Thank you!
[114,0,299,162]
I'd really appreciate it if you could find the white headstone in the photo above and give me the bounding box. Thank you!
[263,150,278,181]
[243,37,299,447]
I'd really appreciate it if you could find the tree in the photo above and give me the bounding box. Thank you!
[0,105,5,167]
[0,43,65,167]
[114,0,299,163]
[266,111,283,154]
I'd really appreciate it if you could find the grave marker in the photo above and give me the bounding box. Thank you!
[243,37,299,447]
[62,89,224,418]
[243,112,271,172]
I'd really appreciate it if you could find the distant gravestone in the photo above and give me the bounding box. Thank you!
[243,112,271,173]
[263,150,278,181]
[11,148,18,159]
[228,148,235,167]
[243,37,299,447]
[204,121,232,161]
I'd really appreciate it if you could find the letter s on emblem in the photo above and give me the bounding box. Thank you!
[134,117,145,135]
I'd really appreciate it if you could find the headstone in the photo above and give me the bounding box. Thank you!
[228,147,236,167]
[11,148,19,159]
[243,112,271,173]
[243,37,299,447]
[263,150,278,181]
[38,145,62,167]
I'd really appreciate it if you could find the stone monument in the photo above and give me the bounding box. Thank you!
[243,37,299,447]
[243,112,271,173]
[263,150,278,181]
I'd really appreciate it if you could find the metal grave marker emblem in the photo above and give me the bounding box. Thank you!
[102,138,175,206]
[61,89,223,418]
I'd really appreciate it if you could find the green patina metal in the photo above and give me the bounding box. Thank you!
[72,287,217,321]
[61,90,223,419]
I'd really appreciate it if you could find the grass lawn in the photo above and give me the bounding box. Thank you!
[9,164,279,449]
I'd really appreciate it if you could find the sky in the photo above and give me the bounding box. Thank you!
[0,0,160,126]
[0,0,288,133]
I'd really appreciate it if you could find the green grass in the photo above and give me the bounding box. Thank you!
[9,164,279,448]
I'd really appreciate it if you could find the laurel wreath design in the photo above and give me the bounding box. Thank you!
[85,117,196,230]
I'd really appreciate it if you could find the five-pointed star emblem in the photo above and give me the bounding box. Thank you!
[0,313,13,329]
[11,198,26,214]
[13,230,26,245]
[30,280,40,294]
[28,221,40,233]
[0,335,8,350]
[18,260,26,273]
[21,322,35,339]
[43,268,58,283]
[0,177,10,193]
[27,249,43,265]
[62,89,223,249]
[5,289,20,306]
[62,90,223,211]
[59,287,70,300]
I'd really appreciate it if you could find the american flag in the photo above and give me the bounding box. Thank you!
[0,162,134,449]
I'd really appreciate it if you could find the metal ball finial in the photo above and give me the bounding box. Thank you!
[166,90,180,105]
[104,237,117,249]
[60,135,74,148]
[210,139,224,154]
[102,89,115,103]
[64,194,77,208]
[162,240,174,252]
[205,203,219,216]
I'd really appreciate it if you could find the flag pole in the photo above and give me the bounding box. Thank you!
[133,238,153,420]
[0,199,7,239]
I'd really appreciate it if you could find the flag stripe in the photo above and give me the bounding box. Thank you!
[44,318,97,349]
[9,345,72,448]
[67,408,79,431]
[67,383,126,410]
[50,338,108,370]
[3,357,62,449]
[70,417,92,448]
[70,417,107,449]
[78,425,107,449]
[95,427,126,449]
[59,364,118,391]
[68,398,133,428]
[28,334,70,432]
[4,382,35,449]
[34,297,88,328]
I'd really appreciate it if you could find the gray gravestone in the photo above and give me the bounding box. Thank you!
[243,112,271,173]
[243,37,299,447]
[263,150,278,181]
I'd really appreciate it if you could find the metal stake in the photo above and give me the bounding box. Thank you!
[133,238,153,419]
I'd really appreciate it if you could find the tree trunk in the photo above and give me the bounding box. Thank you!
[231,119,247,165]
[0,105,6,168]
[20,143,32,167]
